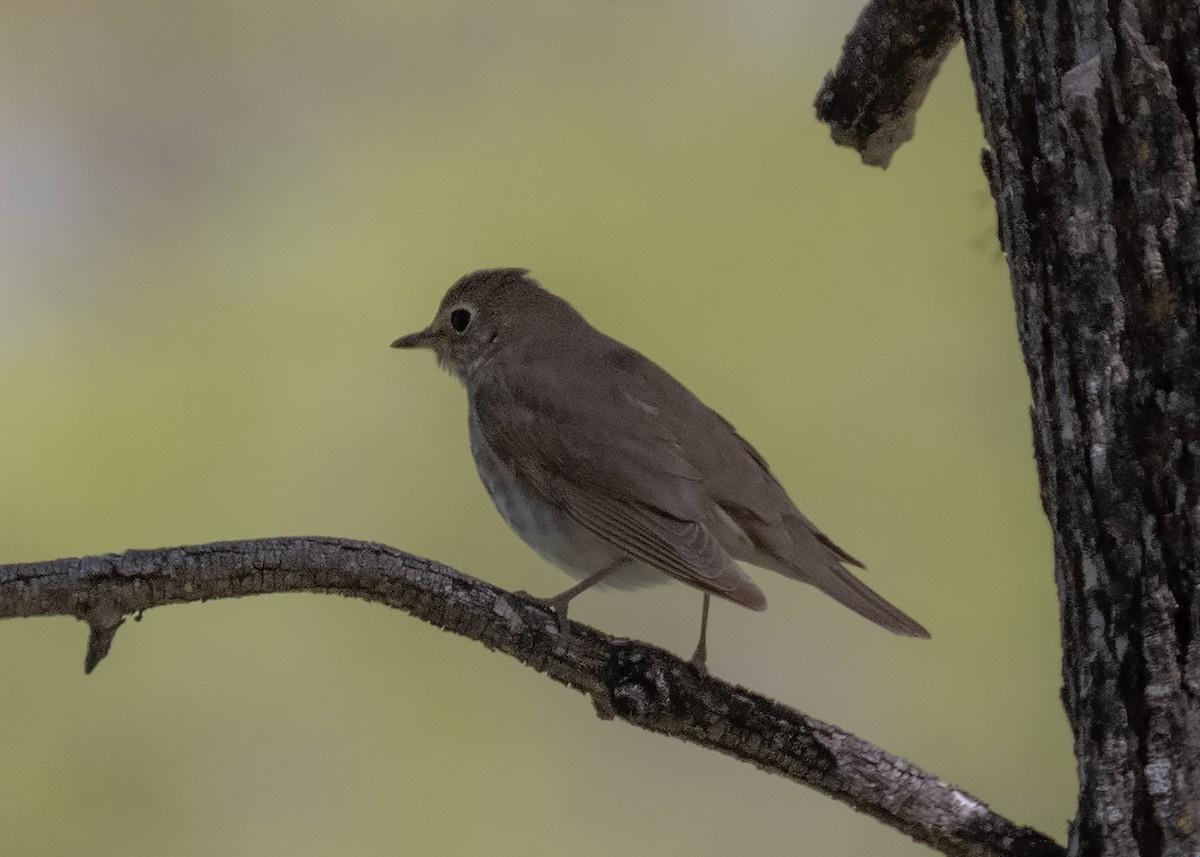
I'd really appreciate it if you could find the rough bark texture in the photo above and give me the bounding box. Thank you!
[0,537,1061,857]
[954,1,1200,855]
[815,0,961,167]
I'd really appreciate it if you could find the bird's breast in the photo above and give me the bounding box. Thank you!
[466,407,665,590]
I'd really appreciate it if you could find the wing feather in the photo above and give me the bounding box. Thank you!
[471,354,765,610]
[551,477,765,609]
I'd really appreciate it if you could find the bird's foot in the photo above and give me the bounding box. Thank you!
[516,590,573,649]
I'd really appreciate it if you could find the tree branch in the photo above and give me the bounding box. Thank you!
[815,0,960,167]
[0,536,1060,857]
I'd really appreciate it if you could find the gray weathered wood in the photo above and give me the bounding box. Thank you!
[958,0,1200,853]
[821,0,1200,851]
[815,0,960,167]
[0,537,1062,857]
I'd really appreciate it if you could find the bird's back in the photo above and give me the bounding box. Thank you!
[593,337,928,637]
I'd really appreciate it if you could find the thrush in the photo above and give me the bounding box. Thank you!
[392,268,928,665]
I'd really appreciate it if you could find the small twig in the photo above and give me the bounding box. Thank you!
[0,536,1062,857]
[82,597,125,674]
[815,0,960,167]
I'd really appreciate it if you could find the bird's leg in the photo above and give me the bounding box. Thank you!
[690,593,711,671]
[523,563,623,650]
[534,562,621,622]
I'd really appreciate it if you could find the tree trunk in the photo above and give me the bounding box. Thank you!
[956,0,1200,853]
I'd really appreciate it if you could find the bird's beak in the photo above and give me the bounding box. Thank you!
[390,327,435,349]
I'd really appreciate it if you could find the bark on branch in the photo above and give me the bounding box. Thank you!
[815,0,960,167]
[0,536,1060,857]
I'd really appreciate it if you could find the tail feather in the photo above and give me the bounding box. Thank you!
[800,561,929,637]
[710,503,928,636]
[734,515,928,637]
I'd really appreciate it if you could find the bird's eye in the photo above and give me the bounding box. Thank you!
[450,308,472,333]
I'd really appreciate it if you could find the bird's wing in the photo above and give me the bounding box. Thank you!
[612,348,929,635]
[548,477,765,608]
[471,358,766,610]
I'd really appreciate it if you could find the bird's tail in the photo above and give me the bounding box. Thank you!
[752,516,929,637]
[716,504,929,636]
[797,560,929,637]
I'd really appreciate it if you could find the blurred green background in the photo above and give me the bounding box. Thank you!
[0,1,1073,854]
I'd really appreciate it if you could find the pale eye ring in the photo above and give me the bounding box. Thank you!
[450,307,472,333]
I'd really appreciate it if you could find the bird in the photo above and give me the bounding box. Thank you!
[391,268,928,665]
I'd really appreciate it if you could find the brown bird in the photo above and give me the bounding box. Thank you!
[392,268,928,665]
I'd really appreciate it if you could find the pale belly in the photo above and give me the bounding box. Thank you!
[467,410,665,590]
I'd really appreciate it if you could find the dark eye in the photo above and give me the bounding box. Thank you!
[450,308,472,333]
